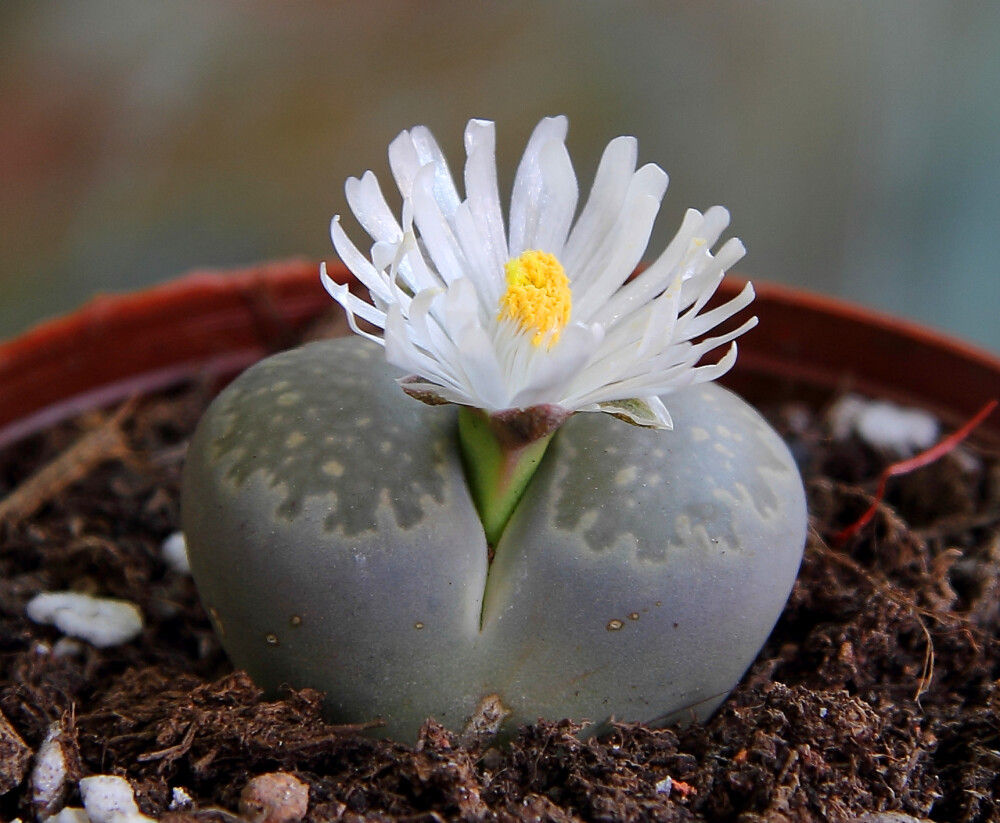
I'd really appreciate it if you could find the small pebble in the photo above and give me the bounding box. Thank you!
[828,394,939,456]
[26,592,143,647]
[52,638,86,658]
[31,723,69,818]
[46,809,89,823]
[161,531,191,574]
[169,786,194,810]
[239,772,309,823]
[79,775,156,823]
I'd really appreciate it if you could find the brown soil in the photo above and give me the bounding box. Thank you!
[1,314,998,822]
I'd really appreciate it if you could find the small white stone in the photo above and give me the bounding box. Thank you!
[26,593,143,648]
[161,531,191,574]
[828,394,939,456]
[654,775,673,794]
[828,395,869,442]
[52,638,85,658]
[239,772,309,823]
[31,723,69,817]
[856,401,938,455]
[47,809,89,823]
[79,775,156,823]
[169,786,194,810]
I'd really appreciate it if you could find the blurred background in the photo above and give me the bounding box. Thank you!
[1,1,998,352]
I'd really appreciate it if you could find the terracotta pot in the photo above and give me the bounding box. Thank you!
[1,259,998,451]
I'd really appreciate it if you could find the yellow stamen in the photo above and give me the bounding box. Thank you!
[498,250,572,347]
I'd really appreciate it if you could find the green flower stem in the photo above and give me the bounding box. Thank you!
[457,407,557,547]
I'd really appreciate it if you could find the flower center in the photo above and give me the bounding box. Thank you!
[498,250,572,347]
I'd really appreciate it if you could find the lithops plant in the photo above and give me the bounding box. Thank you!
[182,116,807,743]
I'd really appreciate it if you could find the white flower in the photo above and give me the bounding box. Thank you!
[322,116,756,429]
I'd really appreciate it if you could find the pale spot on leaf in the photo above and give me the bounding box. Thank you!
[322,460,344,478]
[614,466,638,486]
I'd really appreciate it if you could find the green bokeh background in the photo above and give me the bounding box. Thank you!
[2,2,997,352]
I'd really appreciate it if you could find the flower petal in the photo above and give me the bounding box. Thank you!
[463,119,508,284]
[384,303,462,391]
[507,322,604,408]
[345,171,402,245]
[330,217,394,305]
[389,126,461,217]
[571,163,668,321]
[508,115,569,256]
[529,138,579,255]
[680,281,756,341]
[596,207,706,326]
[562,135,640,274]
[410,163,470,285]
[453,201,502,307]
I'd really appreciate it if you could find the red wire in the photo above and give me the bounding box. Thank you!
[832,399,998,546]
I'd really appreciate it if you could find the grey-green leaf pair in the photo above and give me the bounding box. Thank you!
[182,337,806,743]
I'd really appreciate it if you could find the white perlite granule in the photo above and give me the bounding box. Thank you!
[169,787,193,811]
[31,723,69,818]
[161,531,191,574]
[45,809,89,823]
[26,592,143,647]
[78,775,156,823]
[828,394,939,456]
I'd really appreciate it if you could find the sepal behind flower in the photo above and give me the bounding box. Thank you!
[597,397,673,429]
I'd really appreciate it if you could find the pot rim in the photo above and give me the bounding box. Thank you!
[1,259,998,450]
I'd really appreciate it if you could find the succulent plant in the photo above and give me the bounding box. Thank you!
[182,116,807,742]
[184,336,804,741]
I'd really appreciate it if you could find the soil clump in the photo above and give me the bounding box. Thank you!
[1,316,998,822]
